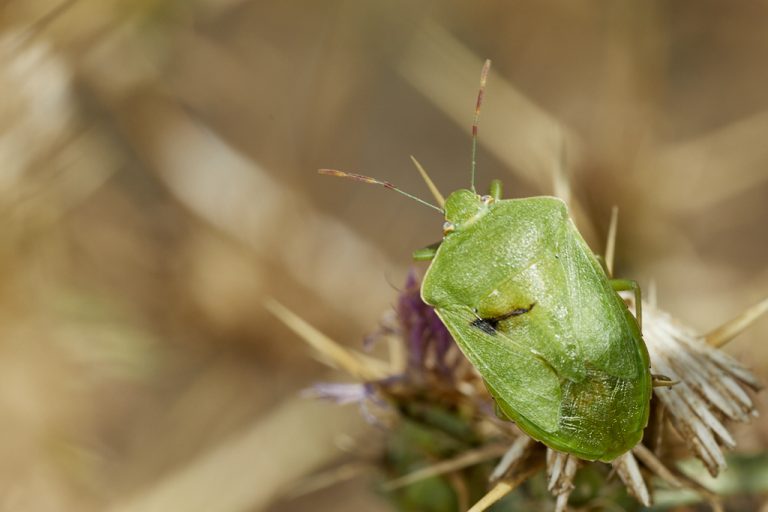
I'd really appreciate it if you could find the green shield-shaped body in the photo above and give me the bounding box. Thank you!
[421,191,651,462]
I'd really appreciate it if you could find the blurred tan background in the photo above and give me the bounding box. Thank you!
[1,0,767,510]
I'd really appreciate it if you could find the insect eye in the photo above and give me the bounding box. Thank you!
[442,221,456,235]
[480,195,494,205]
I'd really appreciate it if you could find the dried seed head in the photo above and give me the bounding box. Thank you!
[275,273,765,511]
[641,300,761,476]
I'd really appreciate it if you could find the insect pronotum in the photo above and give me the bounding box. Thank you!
[320,60,651,462]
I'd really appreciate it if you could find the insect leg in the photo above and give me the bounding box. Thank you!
[412,241,441,261]
[489,179,503,201]
[610,279,642,330]
[651,374,678,387]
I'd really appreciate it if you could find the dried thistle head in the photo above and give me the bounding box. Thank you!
[269,57,768,512]
[269,271,766,511]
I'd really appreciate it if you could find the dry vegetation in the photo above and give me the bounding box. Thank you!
[0,1,767,511]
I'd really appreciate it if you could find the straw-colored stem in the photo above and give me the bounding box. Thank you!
[410,156,445,208]
[705,296,768,348]
[383,443,509,491]
[264,298,389,380]
[605,205,619,277]
[467,460,544,512]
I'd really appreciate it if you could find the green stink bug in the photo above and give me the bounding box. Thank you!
[320,60,651,462]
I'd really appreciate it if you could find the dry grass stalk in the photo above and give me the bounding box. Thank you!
[467,456,544,512]
[383,443,510,491]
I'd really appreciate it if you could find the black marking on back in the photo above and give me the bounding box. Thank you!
[470,303,536,335]
[498,303,536,320]
[471,318,499,335]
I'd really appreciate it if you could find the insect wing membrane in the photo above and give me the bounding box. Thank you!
[435,305,562,433]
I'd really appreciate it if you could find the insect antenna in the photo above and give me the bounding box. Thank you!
[470,59,492,193]
[318,169,444,213]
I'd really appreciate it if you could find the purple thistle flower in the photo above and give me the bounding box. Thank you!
[303,382,373,405]
[303,381,388,426]
[397,270,457,378]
